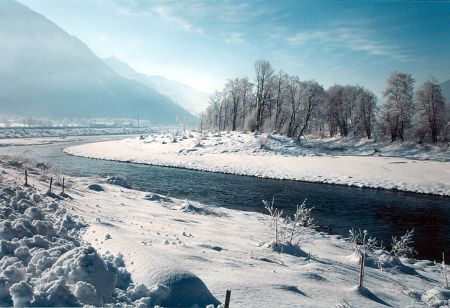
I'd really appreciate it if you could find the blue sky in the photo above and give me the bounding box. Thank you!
[18,0,450,96]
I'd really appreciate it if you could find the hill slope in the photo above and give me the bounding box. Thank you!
[0,0,193,124]
[104,56,209,115]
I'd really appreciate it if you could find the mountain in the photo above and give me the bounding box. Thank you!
[0,0,193,124]
[441,80,450,103]
[104,56,210,115]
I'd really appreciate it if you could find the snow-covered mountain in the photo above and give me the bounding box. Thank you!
[104,56,210,115]
[441,80,450,103]
[0,0,193,124]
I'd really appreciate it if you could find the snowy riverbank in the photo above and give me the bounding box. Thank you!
[0,158,219,307]
[0,157,449,307]
[65,131,450,196]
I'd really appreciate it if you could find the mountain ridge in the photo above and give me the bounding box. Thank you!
[0,0,194,124]
[104,56,209,115]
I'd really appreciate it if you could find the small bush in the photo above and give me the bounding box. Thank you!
[391,229,417,258]
[262,198,315,248]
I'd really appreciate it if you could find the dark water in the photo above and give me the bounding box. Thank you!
[1,137,449,262]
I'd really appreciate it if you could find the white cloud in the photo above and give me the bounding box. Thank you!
[150,5,204,34]
[287,27,411,62]
[225,32,245,44]
[109,0,204,34]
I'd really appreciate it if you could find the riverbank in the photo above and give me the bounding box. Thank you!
[1,158,449,307]
[65,131,450,196]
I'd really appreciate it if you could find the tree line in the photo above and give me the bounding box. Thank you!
[200,60,449,143]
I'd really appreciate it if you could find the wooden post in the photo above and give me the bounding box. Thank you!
[49,177,53,193]
[24,170,28,186]
[62,177,65,194]
[358,254,365,288]
[224,290,231,308]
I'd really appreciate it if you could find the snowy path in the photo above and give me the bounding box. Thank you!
[65,132,450,196]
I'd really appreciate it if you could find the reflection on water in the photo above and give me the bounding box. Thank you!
[1,137,449,262]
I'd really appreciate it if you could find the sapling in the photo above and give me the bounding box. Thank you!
[435,252,449,289]
[262,198,315,248]
[348,228,378,288]
[391,229,417,258]
[285,200,315,246]
[263,198,284,246]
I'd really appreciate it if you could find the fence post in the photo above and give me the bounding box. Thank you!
[358,254,365,288]
[24,170,28,186]
[49,177,53,193]
[62,177,65,194]
[224,290,231,308]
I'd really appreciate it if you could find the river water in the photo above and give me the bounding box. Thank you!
[1,136,449,262]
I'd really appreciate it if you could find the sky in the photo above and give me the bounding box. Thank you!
[17,0,450,97]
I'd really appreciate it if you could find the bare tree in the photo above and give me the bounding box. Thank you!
[327,85,352,137]
[254,60,274,131]
[414,78,446,143]
[296,80,326,140]
[272,72,288,132]
[286,76,302,137]
[224,78,241,131]
[354,86,377,139]
[379,72,415,141]
[238,77,254,130]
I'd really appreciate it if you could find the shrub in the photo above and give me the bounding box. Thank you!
[262,198,315,248]
[391,229,417,258]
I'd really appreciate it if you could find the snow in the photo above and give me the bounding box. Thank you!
[2,157,448,307]
[65,131,450,196]
[0,127,156,140]
[0,159,219,307]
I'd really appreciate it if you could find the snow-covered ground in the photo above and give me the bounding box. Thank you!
[65,131,450,196]
[1,158,449,307]
[0,127,157,139]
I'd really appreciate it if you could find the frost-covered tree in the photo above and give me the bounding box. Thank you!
[353,86,377,139]
[414,78,446,143]
[238,77,254,130]
[254,60,274,131]
[286,76,303,137]
[224,78,242,131]
[271,72,289,132]
[296,80,327,139]
[326,85,353,137]
[379,72,415,141]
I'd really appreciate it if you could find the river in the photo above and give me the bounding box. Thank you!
[1,135,448,262]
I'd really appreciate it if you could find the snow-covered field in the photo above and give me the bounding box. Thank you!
[65,131,450,196]
[1,157,449,307]
[0,127,156,139]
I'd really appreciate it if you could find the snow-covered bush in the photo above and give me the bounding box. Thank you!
[106,175,131,189]
[348,228,379,288]
[193,137,202,147]
[256,134,268,149]
[434,253,449,289]
[348,228,379,259]
[391,229,417,258]
[263,198,284,246]
[244,109,257,132]
[285,200,315,245]
[262,198,315,248]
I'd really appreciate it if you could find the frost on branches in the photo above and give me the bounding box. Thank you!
[262,198,315,250]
